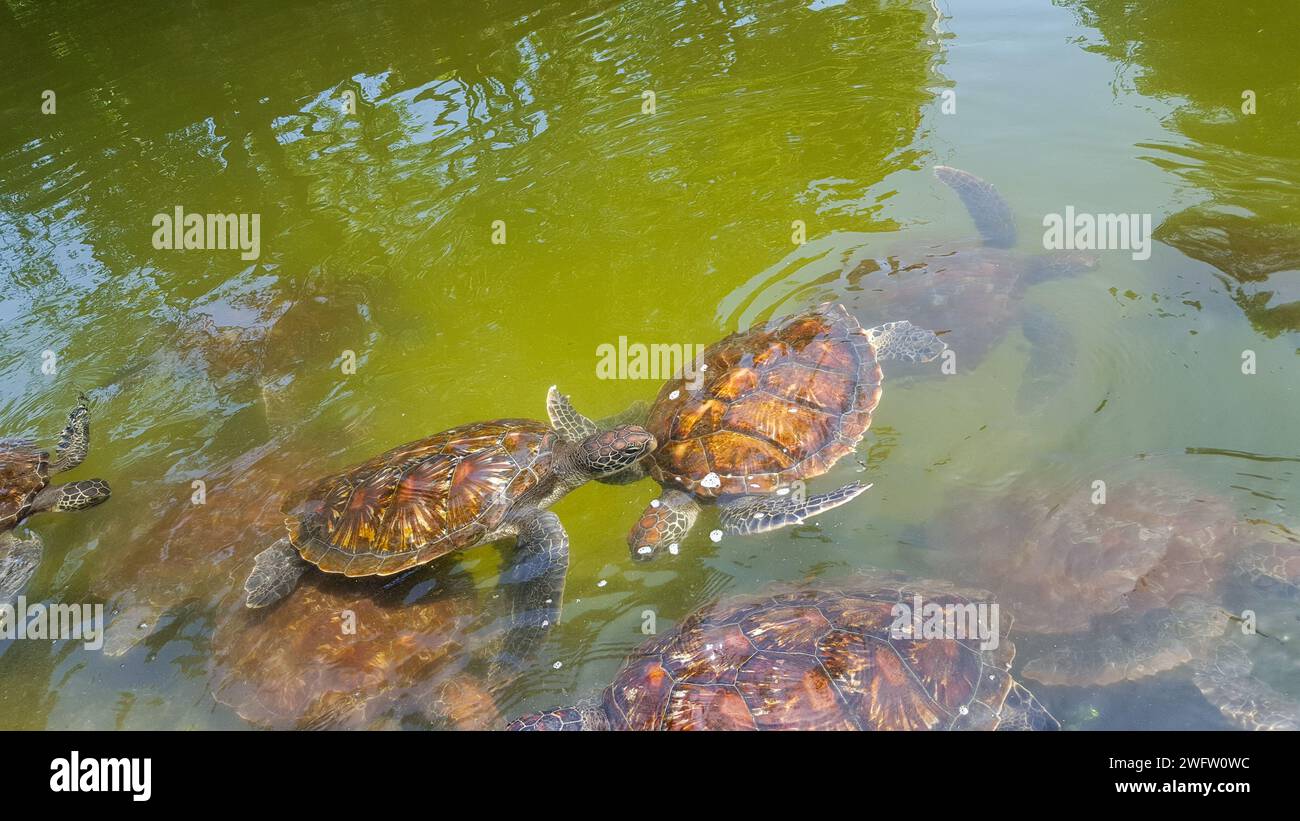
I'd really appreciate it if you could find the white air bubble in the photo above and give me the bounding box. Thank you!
[597,580,607,587]
[709,530,723,543]
[553,661,563,669]
[638,546,652,555]
[669,390,680,400]
[650,499,661,508]
[776,487,790,496]
[668,543,679,555]
[700,472,721,489]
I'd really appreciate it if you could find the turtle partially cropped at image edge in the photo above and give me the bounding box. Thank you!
[508,574,1058,731]
[0,396,111,602]
[931,470,1300,730]
[550,302,944,559]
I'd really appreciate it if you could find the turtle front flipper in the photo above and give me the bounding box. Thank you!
[492,510,570,677]
[628,489,701,561]
[717,481,871,537]
[0,531,43,603]
[1231,539,1300,600]
[1189,641,1300,731]
[51,395,91,473]
[30,479,111,512]
[995,682,1061,731]
[1015,310,1075,414]
[1021,596,1231,687]
[102,603,164,657]
[507,701,612,731]
[549,387,653,484]
[244,538,309,608]
[864,321,946,364]
[934,165,1016,249]
[546,386,599,442]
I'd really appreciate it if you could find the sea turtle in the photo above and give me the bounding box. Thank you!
[548,302,944,560]
[507,573,1059,731]
[0,396,112,602]
[716,166,1097,411]
[929,469,1300,730]
[243,412,655,668]
[212,568,501,730]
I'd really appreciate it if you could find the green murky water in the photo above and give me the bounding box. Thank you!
[1,0,1296,730]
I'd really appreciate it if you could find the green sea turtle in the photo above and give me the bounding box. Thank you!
[243,412,655,669]
[212,570,501,730]
[930,471,1300,730]
[548,302,944,560]
[0,397,111,602]
[718,167,1097,410]
[508,574,1058,731]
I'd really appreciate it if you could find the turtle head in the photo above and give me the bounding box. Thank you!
[574,426,656,478]
[506,704,610,731]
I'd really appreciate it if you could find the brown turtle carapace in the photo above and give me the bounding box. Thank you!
[508,574,1058,731]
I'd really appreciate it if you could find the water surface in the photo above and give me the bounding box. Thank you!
[1,0,1296,729]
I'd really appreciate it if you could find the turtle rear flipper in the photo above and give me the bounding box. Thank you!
[0,532,43,603]
[245,538,308,608]
[1022,597,1230,687]
[935,165,1017,249]
[1190,641,1300,731]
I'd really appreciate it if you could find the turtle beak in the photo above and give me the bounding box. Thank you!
[627,429,656,459]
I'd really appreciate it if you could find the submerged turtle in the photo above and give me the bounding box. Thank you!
[930,470,1300,730]
[846,167,1098,407]
[508,574,1058,731]
[719,167,1096,410]
[244,411,655,668]
[549,303,944,560]
[0,397,111,602]
[212,570,500,730]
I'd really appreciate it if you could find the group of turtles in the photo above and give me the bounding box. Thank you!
[3,167,1295,731]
